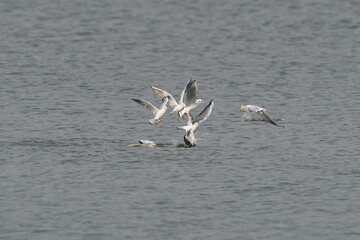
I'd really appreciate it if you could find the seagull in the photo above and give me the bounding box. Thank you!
[178,78,204,118]
[150,80,189,117]
[183,130,197,147]
[129,139,157,148]
[239,104,284,127]
[178,100,215,133]
[132,97,168,126]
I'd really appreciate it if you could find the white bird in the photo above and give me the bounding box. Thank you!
[150,81,188,116]
[178,78,204,118]
[128,139,157,148]
[132,97,168,126]
[178,100,215,133]
[183,130,197,147]
[239,104,284,127]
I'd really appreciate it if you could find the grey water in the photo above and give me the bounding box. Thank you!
[1,0,360,239]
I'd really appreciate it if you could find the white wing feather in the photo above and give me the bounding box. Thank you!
[132,99,158,115]
[150,85,177,107]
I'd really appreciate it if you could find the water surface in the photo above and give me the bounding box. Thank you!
[1,0,360,239]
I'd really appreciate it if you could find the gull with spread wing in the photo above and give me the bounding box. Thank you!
[132,97,168,126]
[149,79,191,117]
[178,78,204,118]
[240,104,284,127]
[178,100,215,133]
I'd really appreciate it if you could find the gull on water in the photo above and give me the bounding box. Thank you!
[239,104,284,127]
[178,78,204,118]
[129,139,157,148]
[183,129,197,147]
[132,97,168,126]
[178,100,215,133]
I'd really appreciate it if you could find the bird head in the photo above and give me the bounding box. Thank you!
[196,99,204,104]
[239,105,248,112]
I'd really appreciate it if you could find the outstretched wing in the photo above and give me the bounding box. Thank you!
[192,100,214,124]
[179,86,186,105]
[255,110,283,127]
[132,98,158,115]
[160,97,169,109]
[150,85,177,108]
[184,78,198,106]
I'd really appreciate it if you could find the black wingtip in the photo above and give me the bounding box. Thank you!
[207,100,215,107]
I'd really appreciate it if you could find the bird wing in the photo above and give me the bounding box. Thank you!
[184,78,198,106]
[179,86,186,105]
[139,139,156,145]
[132,98,158,115]
[150,85,177,107]
[160,97,169,109]
[184,113,193,126]
[184,130,196,147]
[255,110,283,127]
[247,105,263,112]
[192,100,214,124]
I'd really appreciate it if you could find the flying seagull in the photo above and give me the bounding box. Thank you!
[132,97,168,126]
[239,104,284,127]
[178,78,204,117]
[178,100,215,133]
[150,80,189,116]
